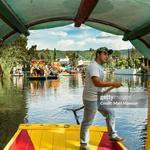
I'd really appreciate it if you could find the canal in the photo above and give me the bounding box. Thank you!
[0,74,148,150]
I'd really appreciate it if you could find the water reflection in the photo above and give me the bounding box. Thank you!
[0,77,26,149]
[29,79,60,95]
[12,76,24,90]
[68,74,83,88]
[0,75,149,149]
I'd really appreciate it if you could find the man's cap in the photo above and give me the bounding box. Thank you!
[96,47,113,55]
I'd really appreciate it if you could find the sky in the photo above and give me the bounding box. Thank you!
[27,24,133,51]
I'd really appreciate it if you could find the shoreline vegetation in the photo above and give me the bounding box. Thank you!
[0,36,148,77]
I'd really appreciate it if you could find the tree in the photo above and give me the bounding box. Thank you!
[89,48,95,61]
[53,48,57,62]
[0,36,29,75]
[128,58,134,68]
[66,51,79,66]
[112,51,121,59]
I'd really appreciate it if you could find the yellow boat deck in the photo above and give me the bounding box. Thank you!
[4,124,127,150]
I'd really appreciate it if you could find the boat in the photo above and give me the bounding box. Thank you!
[59,72,76,76]
[47,75,58,80]
[12,67,24,76]
[4,124,127,150]
[28,59,59,80]
[28,76,46,80]
[12,73,24,77]
[114,69,137,75]
[28,75,58,80]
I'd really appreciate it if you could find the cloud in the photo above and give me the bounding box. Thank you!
[80,24,92,30]
[28,25,133,50]
[56,40,86,50]
[97,37,133,50]
[96,32,121,39]
[47,31,68,37]
[57,39,75,49]
[76,41,86,46]
[36,42,50,50]
[94,32,133,49]
[29,30,36,34]
[85,37,101,44]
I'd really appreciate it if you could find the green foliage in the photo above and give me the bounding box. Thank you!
[65,51,79,66]
[0,38,142,76]
[0,36,28,75]
[112,50,121,58]
[128,59,134,68]
[134,58,140,68]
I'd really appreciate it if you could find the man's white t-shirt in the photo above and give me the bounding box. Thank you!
[83,61,104,101]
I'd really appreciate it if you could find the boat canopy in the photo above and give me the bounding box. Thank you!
[0,0,150,58]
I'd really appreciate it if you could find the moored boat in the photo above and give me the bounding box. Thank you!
[12,74,24,77]
[28,75,58,80]
[47,75,58,80]
[4,124,127,150]
[28,76,46,80]
[12,67,24,76]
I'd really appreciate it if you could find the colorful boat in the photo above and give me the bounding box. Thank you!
[4,124,127,150]
[28,75,58,80]
[47,75,58,80]
[28,76,46,80]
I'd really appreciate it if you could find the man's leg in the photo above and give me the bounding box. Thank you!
[80,100,97,144]
[98,105,116,136]
[97,103,123,141]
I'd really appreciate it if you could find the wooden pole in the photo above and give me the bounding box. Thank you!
[146,77,150,150]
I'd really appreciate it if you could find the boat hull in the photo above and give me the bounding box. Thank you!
[28,76,46,80]
[4,124,127,150]
[28,76,58,80]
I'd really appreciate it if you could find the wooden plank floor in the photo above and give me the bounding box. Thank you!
[27,124,102,150]
[4,124,127,150]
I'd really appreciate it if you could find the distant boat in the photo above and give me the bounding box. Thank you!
[47,75,58,80]
[28,75,58,80]
[114,68,138,75]
[12,73,24,77]
[28,76,46,80]
[59,72,74,76]
[12,67,24,76]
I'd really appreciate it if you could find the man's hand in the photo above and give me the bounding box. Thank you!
[112,82,123,88]
[91,76,123,88]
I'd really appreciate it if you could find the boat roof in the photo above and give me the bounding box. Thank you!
[0,0,150,58]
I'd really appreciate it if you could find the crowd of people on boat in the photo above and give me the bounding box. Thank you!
[30,65,58,77]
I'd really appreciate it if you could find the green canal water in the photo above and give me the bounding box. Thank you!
[0,74,149,149]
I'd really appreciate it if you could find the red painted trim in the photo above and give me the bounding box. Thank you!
[0,40,3,46]
[97,132,124,150]
[2,17,74,41]
[3,30,16,41]
[9,129,35,150]
[87,18,128,32]
[27,17,74,28]
[74,0,99,27]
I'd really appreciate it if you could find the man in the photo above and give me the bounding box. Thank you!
[80,47,123,149]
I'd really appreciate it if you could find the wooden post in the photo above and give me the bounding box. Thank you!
[146,77,150,150]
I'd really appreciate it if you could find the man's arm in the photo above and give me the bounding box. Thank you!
[91,76,122,88]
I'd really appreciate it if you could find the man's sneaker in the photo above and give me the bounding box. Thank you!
[109,134,124,141]
[80,143,89,150]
